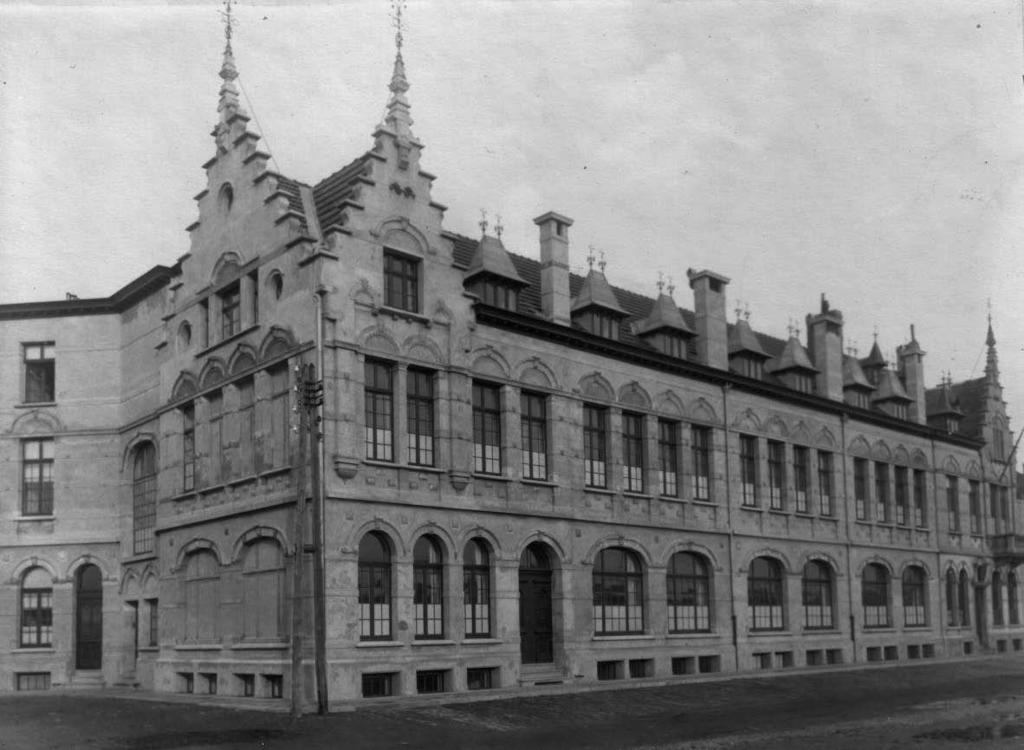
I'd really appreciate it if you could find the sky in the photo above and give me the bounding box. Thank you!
[2,0,1024,442]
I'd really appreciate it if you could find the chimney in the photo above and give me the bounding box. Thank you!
[533,211,573,325]
[687,268,730,369]
[805,293,844,401]
[898,324,927,424]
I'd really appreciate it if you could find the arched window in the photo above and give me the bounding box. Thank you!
[132,443,157,555]
[748,557,784,630]
[667,552,710,632]
[1009,571,1020,626]
[902,566,927,626]
[593,547,644,634]
[358,532,392,641]
[945,569,957,626]
[463,539,491,638]
[413,535,444,639]
[959,569,971,626]
[184,550,220,641]
[20,567,52,648]
[992,570,1004,626]
[242,539,285,639]
[802,561,833,629]
[218,183,234,213]
[862,563,890,628]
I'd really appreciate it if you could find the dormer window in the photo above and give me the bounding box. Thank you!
[656,331,687,358]
[731,355,764,380]
[891,402,908,420]
[384,249,420,313]
[792,373,814,394]
[472,279,518,311]
[577,309,619,339]
[849,390,871,410]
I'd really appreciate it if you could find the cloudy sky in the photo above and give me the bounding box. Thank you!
[2,0,1024,436]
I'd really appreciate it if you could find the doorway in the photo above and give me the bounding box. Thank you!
[518,543,553,664]
[75,564,103,670]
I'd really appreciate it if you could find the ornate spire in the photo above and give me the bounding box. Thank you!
[215,0,246,141]
[384,0,414,140]
[985,311,999,382]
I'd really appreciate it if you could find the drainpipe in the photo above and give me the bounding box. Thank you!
[840,414,856,662]
[312,290,328,713]
[720,384,739,671]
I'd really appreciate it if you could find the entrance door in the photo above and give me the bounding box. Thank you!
[76,565,103,670]
[519,543,553,664]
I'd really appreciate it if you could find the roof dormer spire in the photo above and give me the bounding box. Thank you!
[985,310,999,382]
[384,0,414,139]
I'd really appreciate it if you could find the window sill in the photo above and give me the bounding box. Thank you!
[363,459,397,469]
[862,627,896,633]
[16,515,55,522]
[659,494,683,502]
[740,505,762,513]
[472,473,511,483]
[521,478,556,487]
[666,631,716,639]
[230,641,288,651]
[903,624,930,630]
[691,498,714,505]
[592,634,655,642]
[584,487,615,496]
[195,324,260,358]
[411,639,455,647]
[623,492,653,500]
[767,509,788,516]
[11,647,55,654]
[802,628,842,635]
[376,306,430,325]
[137,646,159,653]
[462,638,501,645]
[406,465,444,474]
[356,641,403,648]
[173,643,223,651]
[15,402,56,409]
[749,629,790,636]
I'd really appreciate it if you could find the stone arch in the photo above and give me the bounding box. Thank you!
[870,439,892,462]
[258,326,297,362]
[859,555,896,577]
[893,444,910,466]
[10,557,59,585]
[172,538,224,573]
[402,334,443,365]
[471,347,511,380]
[120,569,141,599]
[798,551,843,577]
[966,460,981,479]
[121,432,158,474]
[847,435,871,457]
[663,540,721,571]
[211,252,243,286]
[618,381,652,410]
[911,449,929,470]
[138,565,159,596]
[689,396,718,425]
[764,415,789,438]
[66,554,112,582]
[654,390,685,418]
[376,216,432,257]
[230,525,291,563]
[358,324,400,356]
[732,407,762,433]
[790,420,812,446]
[583,536,653,568]
[741,548,794,575]
[515,531,567,567]
[457,527,504,559]
[815,427,838,450]
[578,372,614,402]
[198,359,227,390]
[171,371,198,402]
[515,357,558,390]
[407,523,457,562]
[942,455,962,474]
[228,345,258,376]
[898,559,932,579]
[345,518,408,559]
[9,409,63,436]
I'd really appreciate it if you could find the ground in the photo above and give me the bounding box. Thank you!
[3,657,1024,749]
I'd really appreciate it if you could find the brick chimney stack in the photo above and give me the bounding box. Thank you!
[534,211,573,326]
[805,293,844,401]
[898,325,927,424]
[687,268,730,370]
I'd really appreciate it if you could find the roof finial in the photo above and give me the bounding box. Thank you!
[657,272,665,294]
[598,251,607,273]
[214,0,245,138]
[587,246,596,270]
[744,303,751,322]
[787,319,795,338]
[495,214,504,239]
[479,209,488,237]
[667,277,676,298]
[735,302,743,322]
[873,325,879,343]
[384,0,413,138]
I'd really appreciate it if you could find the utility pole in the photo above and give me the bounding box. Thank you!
[289,364,309,718]
[302,363,328,714]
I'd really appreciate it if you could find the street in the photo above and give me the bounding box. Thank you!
[2,657,1024,749]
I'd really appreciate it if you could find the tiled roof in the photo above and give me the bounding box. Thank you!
[768,336,817,374]
[843,354,874,390]
[861,341,887,369]
[635,292,695,336]
[312,153,373,233]
[571,269,627,315]
[728,318,770,358]
[465,234,525,284]
[874,368,912,403]
[926,377,987,439]
[273,174,309,234]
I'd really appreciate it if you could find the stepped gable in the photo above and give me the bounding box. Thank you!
[268,173,309,234]
[312,153,373,233]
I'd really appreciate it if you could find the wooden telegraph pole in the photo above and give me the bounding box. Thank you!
[289,364,309,717]
[302,363,329,714]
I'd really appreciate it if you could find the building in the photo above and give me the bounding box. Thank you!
[2,13,1022,702]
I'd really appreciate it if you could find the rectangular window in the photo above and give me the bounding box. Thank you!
[182,404,195,492]
[913,469,927,527]
[793,446,809,513]
[207,390,223,486]
[22,438,54,516]
[658,420,679,497]
[416,670,448,694]
[739,435,758,507]
[894,466,909,525]
[23,343,55,403]
[362,673,395,698]
[691,426,712,501]
[520,392,547,480]
[874,462,890,523]
[146,598,159,647]
[467,667,497,691]
[407,369,435,466]
[237,378,255,476]
[817,451,834,516]
[219,283,241,339]
[20,589,52,647]
[854,458,868,521]
[364,361,394,462]
[383,250,419,312]
[948,476,961,532]
[622,412,645,493]
[472,382,502,474]
[15,673,50,691]
[990,484,1006,534]
[969,480,981,534]
[267,366,291,469]
[767,440,785,510]
[583,405,608,488]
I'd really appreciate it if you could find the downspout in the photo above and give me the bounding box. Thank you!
[840,413,856,662]
[312,289,328,712]
[720,383,739,671]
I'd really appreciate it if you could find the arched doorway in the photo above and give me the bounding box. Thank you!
[76,564,103,670]
[519,543,553,664]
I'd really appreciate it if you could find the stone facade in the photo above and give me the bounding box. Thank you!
[2,25,1022,703]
